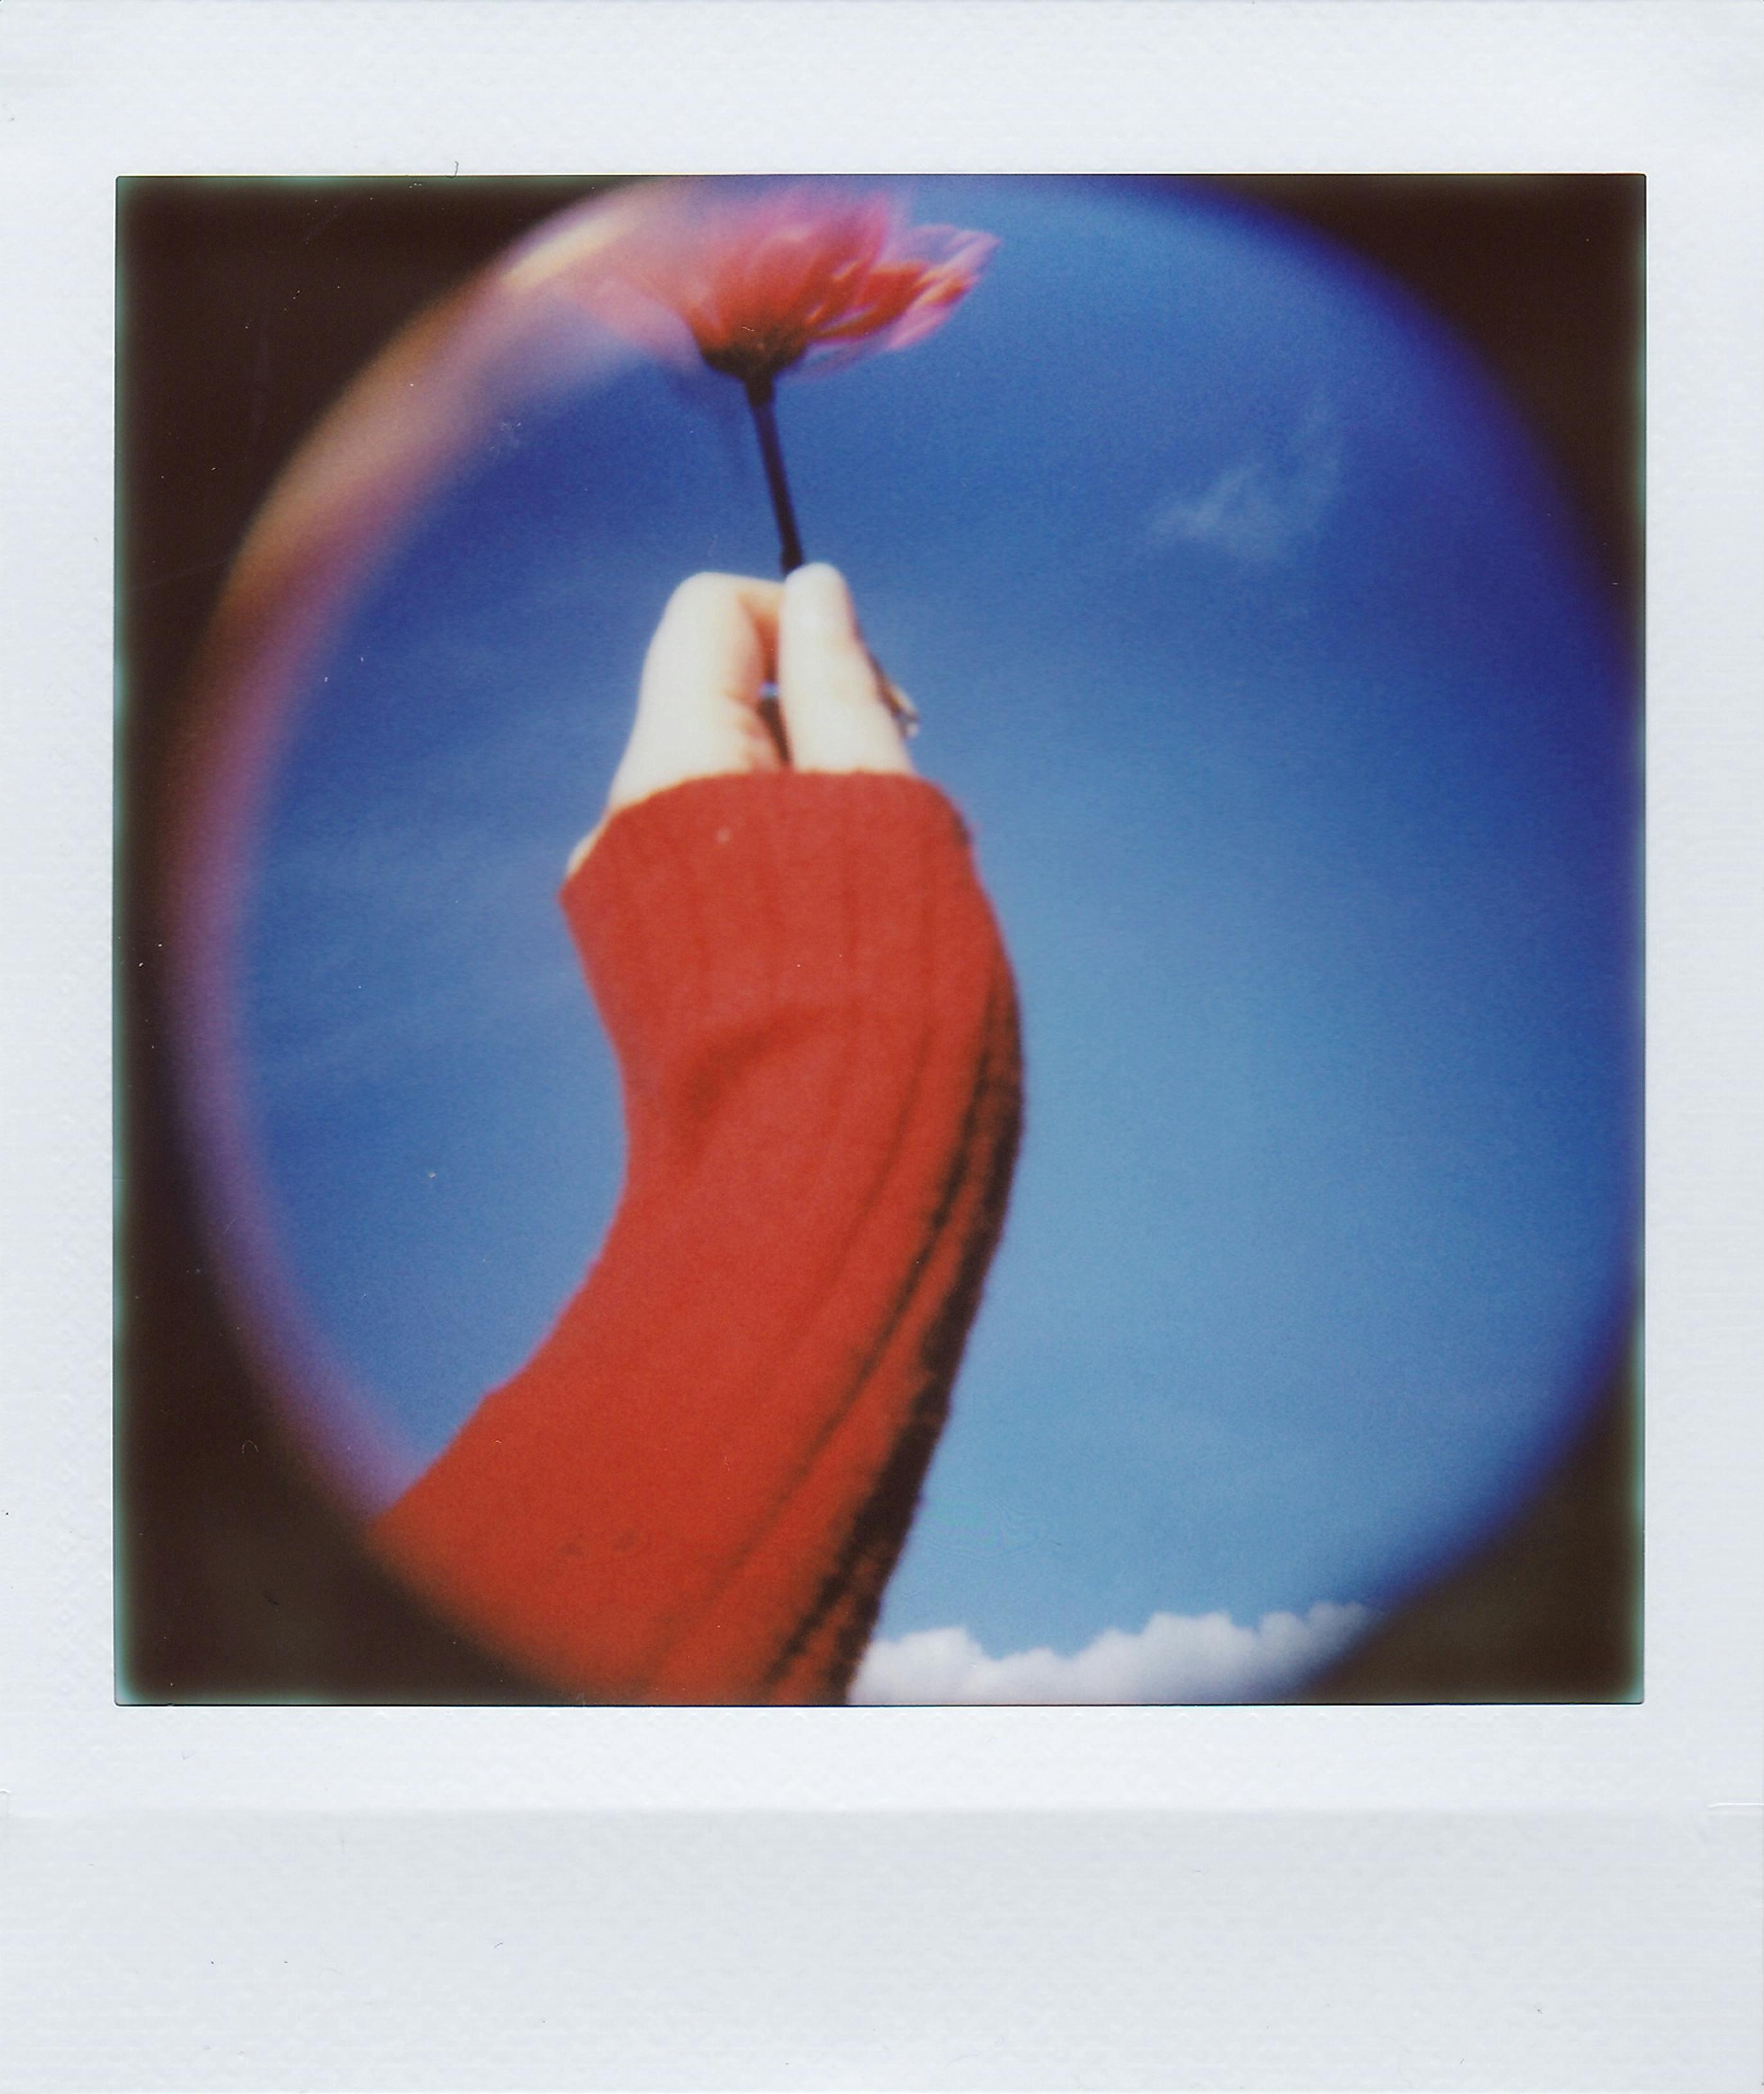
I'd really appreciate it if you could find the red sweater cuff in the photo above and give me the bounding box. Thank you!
[568,772,975,1065]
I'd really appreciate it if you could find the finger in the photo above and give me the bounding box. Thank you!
[603,572,786,820]
[775,564,914,776]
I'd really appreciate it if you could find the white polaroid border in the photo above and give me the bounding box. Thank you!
[3,3,1760,2087]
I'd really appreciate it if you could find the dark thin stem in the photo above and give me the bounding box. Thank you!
[743,375,806,575]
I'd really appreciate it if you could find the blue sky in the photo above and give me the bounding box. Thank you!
[238,178,1638,1676]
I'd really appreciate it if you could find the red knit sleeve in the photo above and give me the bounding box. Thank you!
[368,770,1022,1704]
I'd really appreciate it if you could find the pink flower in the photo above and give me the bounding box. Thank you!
[511,183,996,590]
[580,185,996,389]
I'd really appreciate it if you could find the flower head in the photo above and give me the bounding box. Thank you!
[550,185,996,390]
[506,183,996,587]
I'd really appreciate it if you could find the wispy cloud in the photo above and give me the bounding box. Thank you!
[1149,396,1342,565]
[852,1600,1372,1704]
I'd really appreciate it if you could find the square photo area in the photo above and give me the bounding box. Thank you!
[118,174,1641,1705]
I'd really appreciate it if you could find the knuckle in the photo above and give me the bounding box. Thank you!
[663,571,736,620]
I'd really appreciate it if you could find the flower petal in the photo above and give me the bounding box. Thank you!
[546,183,995,386]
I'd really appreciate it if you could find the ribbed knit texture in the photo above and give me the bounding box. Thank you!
[370,771,1022,1704]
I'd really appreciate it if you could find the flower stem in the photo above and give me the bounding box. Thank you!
[744,376,806,575]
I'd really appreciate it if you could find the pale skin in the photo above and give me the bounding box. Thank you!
[568,562,914,874]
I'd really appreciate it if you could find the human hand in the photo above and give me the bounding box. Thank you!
[569,563,914,872]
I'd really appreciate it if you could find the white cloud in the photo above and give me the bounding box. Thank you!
[1149,396,1342,565]
[851,1600,1372,1705]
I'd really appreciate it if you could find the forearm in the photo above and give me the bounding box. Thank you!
[370,769,1021,1703]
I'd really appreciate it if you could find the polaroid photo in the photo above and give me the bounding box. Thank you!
[5,4,1760,2087]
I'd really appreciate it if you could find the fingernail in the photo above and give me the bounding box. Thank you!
[786,561,858,638]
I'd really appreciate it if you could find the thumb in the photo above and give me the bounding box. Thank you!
[775,564,914,775]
